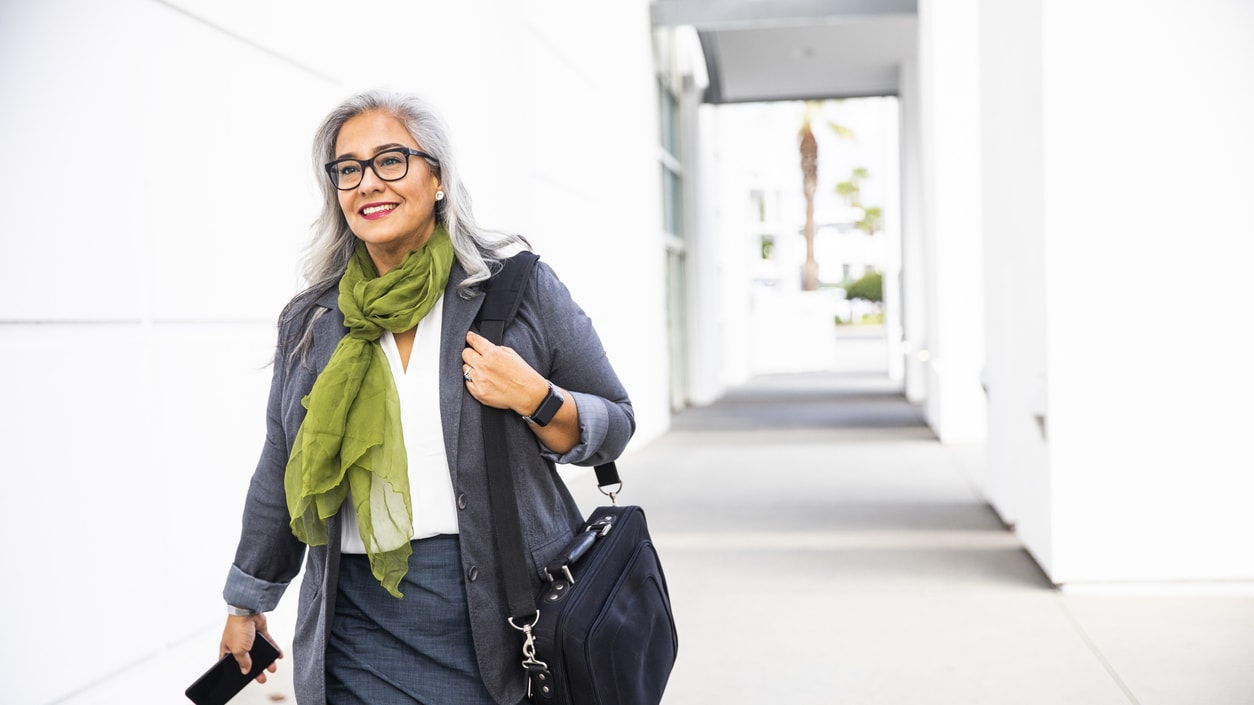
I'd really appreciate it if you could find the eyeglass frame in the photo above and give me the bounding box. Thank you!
[323,147,440,191]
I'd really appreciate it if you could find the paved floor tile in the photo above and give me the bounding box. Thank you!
[1060,596,1254,705]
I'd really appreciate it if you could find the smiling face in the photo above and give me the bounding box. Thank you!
[334,110,442,270]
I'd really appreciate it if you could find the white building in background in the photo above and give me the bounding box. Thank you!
[686,97,901,379]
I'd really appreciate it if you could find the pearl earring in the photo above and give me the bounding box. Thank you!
[435,190,445,201]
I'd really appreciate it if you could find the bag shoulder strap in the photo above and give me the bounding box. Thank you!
[475,251,542,621]
[476,251,541,341]
[477,252,623,623]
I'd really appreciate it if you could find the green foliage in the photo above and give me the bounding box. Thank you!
[834,166,884,235]
[759,235,775,260]
[834,310,885,327]
[860,311,885,325]
[828,121,856,140]
[835,180,859,202]
[856,206,883,235]
[835,166,868,207]
[846,271,883,302]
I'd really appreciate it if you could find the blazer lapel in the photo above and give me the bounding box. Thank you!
[439,262,485,483]
[311,283,347,366]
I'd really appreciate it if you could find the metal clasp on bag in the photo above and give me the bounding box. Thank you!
[587,515,614,537]
[598,481,623,505]
[545,564,577,585]
[508,612,550,698]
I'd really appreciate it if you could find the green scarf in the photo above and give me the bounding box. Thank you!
[285,226,454,598]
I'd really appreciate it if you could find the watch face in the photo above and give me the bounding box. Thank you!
[528,384,563,426]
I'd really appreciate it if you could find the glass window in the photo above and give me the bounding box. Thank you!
[659,81,683,237]
[661,87,680,158]
[662,165,683,236]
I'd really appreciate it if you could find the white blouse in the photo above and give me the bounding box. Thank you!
[340,295,459,553]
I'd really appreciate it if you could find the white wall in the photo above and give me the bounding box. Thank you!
[917,0,988,443]
[976,0,1254,586]
[0,2,666,703]
[978,0,1048,543]
[1040,0,1254,585]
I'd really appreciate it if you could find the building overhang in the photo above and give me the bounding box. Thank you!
[651,0,917,104]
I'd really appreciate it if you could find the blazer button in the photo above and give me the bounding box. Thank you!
[467,566,479,582]
[457,493,467,510]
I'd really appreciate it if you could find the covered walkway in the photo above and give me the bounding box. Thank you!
[589,333,1254,704]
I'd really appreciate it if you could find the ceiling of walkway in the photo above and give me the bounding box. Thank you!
[651,0,917,104]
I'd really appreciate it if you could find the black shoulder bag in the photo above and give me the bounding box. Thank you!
[476,253,678,705]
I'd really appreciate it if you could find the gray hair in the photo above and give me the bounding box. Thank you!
[286,90,527,364]
[305,89,526,295]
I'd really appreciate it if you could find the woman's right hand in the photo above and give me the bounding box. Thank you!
[219,613,282,682]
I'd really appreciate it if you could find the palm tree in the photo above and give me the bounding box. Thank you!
[799,101,856,290]
[799,102,820,291]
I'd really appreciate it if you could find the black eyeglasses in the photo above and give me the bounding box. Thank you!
[324,147,438,190]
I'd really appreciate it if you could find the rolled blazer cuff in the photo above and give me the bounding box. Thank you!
[539,390,610,466]
[223,563,290,613]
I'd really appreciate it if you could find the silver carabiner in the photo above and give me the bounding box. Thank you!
[598,481,623,505]
[508,612,548,670]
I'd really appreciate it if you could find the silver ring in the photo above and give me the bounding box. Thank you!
[463,368,472,381]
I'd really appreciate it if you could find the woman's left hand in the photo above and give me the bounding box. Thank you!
[461,331,548,415]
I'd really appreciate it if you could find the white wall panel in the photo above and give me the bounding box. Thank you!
[0,325,162,704]
[152,323,274,640]
[137,3,333,322]
[1042,0,1254,584]
[0,0,147,321]
[158,0,345,81]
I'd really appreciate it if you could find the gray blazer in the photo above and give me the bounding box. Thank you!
[223,259,635,705]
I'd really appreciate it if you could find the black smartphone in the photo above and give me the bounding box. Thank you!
[185,632,281,705]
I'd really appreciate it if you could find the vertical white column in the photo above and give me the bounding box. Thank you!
[898,59,929,405]
[881,95,906,384]
[687,97,725,406]
[978,0,1049,546]
[918,0,987,442]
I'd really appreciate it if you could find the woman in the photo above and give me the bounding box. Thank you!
[218,90,635,705]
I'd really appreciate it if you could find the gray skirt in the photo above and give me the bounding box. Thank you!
[326,534,498,705]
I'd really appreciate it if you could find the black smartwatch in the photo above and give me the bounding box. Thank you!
[522,382,564,427]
